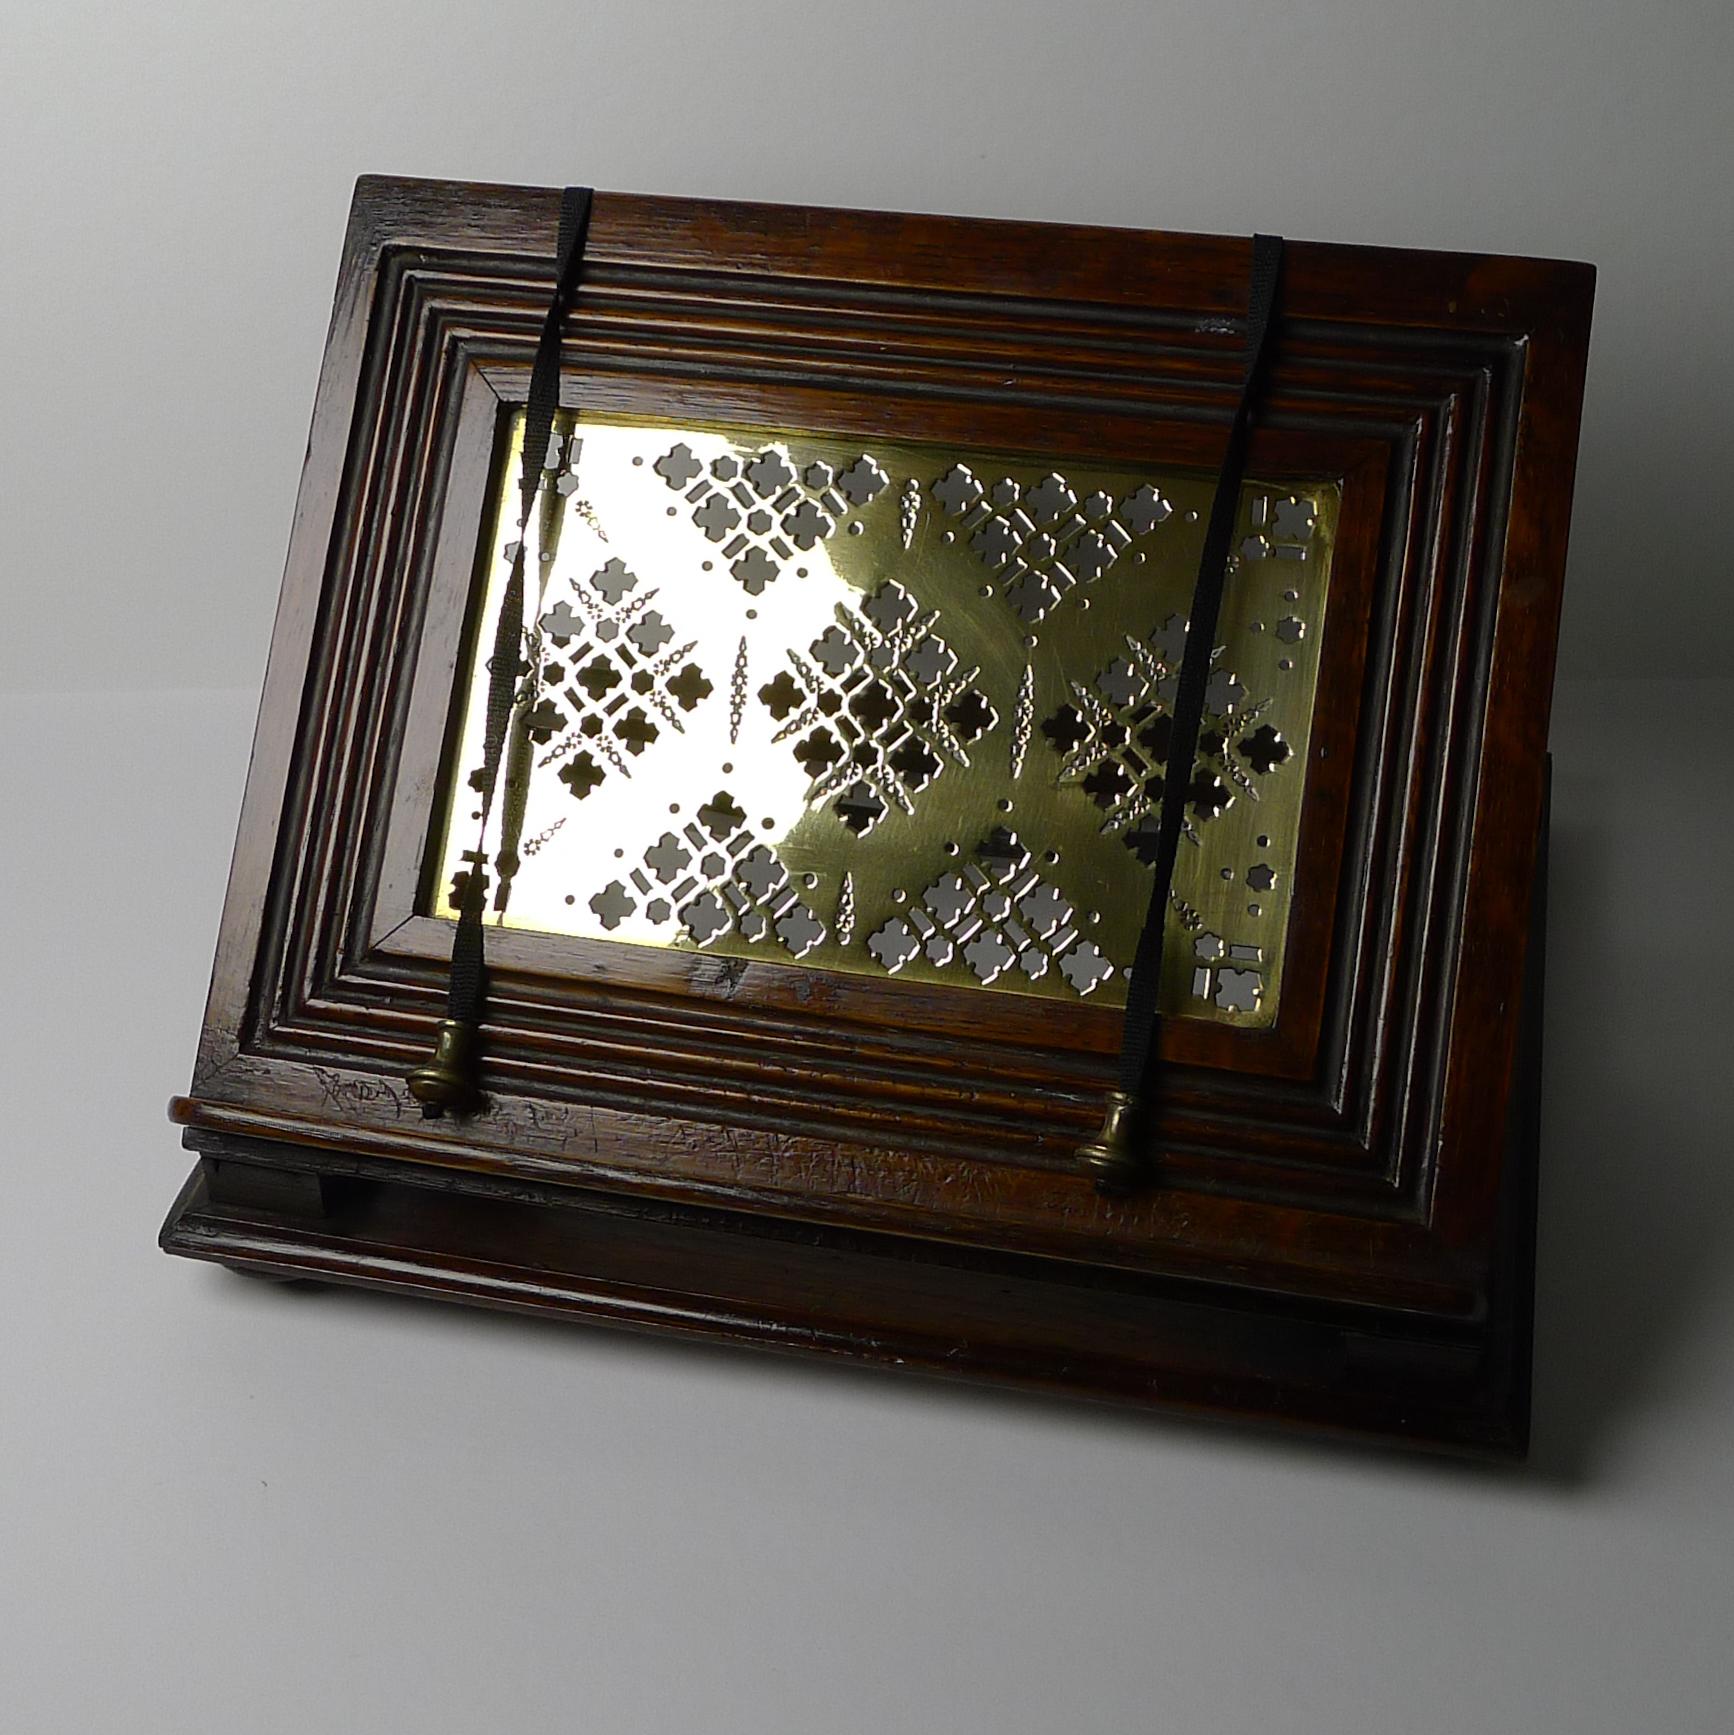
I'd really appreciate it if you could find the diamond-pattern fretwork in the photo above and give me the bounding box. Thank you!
[530,559,712,801]
[760,581,996,834]
[932,463,1175,623]
[866,828,1115,997]
[435,416,1336,1026]
[654,441,889,594]
[1040,621,1291,863]
[587,788,827,959]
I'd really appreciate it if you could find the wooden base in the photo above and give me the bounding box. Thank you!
[161,824,1543,1457]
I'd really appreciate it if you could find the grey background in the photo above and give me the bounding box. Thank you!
[3,0,1732,692]
[3,4,1732,1731]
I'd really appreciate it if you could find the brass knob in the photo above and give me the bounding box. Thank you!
[408,1019,480,1115]
[1075,1089,1144,1194]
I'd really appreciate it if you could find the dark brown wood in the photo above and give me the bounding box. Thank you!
[162,812,1545,1456]
[162,176,1592,1451]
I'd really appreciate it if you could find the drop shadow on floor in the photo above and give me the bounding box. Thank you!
[1522,801,1734,1485]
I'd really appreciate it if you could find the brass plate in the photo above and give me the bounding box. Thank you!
[429,414,1338,1026]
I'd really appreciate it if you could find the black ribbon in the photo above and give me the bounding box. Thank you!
[431,185,594,1112]
[1113,234,1285,1146]
[425,201,1274,1144]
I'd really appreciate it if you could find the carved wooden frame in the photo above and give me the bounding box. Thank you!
[164,177,1592,1453]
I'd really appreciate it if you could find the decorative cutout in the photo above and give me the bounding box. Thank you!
[1187,931,1266,1015]
[435,413,1338,1026]
[1009,663,1035,780]
[1041,631,1281,860]
[656,439,889,593]
[764,581,996,831]
[867,829,1115,998]
[1214,967,1262,1013]
[1239,490,1319,565]
[1239,723,1290,776]
[587,789,827,960]
[533,562,711,798]
[931,465,1171,622]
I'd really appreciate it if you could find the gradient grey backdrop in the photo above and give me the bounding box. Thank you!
[3,4,1731,1732]
[4,0,1732,694]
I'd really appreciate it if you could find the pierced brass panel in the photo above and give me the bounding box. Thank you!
[429,414,1339,1026]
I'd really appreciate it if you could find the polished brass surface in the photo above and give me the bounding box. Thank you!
[1075,1089,1144,1193]
[429,413,1338,1026]
[407,1019,481,1113]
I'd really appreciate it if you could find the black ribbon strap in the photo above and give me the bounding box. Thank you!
[409,185,595,1116]
[1077,234,1285,1191]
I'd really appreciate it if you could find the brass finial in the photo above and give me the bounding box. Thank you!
[408,1019,480,1115]
[1076,1089,1144,1194]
